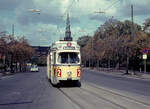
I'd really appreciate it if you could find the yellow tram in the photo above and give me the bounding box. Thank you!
[47,41,81,85]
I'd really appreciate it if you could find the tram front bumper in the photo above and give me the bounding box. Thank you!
[57,77,80,81]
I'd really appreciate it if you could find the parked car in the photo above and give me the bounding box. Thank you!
[30,65,39,72]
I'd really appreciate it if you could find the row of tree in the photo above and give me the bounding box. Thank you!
[78,18,150,72]
[0,32,34,72]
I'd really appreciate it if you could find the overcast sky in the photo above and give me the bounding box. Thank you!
[0,0,150,46]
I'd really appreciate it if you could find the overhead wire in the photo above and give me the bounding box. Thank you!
[56,0,77,38]
[104,0,121,12]
[62,0,76,18]
[94,0,122,22]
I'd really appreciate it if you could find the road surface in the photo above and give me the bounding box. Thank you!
[0,67,150,109]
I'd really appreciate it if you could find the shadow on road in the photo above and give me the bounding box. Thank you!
[49,80,81,88]
[0,101,33,106]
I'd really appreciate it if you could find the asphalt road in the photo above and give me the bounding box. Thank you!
[0,67,150,109]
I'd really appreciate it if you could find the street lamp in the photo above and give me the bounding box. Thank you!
[94,9,105,14]
[28,9,41,14]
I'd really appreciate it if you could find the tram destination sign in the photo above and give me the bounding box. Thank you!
[63,46,75,50]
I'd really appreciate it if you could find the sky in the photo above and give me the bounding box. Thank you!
[0,0,150,46]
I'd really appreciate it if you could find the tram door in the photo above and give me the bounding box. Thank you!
[51,52,57,83]
[47,54,50,79]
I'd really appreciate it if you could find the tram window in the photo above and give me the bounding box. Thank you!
[58,52,79,64]
[59,53,68,63]
[54,52,56,64]
[70,53,79,63]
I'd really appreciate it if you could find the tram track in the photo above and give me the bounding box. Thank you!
[85,82,150,108]
[58,85,125,109]
[57,82,150,109]
[79,87,127,109]
[58,88,84,109]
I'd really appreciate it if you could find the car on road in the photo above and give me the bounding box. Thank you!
[30,65,39,72]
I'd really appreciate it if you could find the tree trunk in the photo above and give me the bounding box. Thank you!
[126,54,129,74]
[108,60,110,68]
[19,63,22,72]
[89,58,91,67]
[10,55,14,73]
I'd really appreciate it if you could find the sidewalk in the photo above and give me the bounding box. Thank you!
[0,71,12,79]
[84,67,150,81]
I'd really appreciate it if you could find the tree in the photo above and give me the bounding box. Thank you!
[81,18,148,71]
[143,18,150,33]
[77,35,91,47]
[0,33,34,72]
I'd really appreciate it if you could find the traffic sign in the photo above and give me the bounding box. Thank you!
[142,48,148,54]
[143,54,147,59]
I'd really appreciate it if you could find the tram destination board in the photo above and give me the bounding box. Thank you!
[63,46,75,50]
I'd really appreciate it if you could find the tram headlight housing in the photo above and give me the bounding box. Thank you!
[77,69,81,77]
[57,69,61,77]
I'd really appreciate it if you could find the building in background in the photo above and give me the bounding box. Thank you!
[31,46,49,66]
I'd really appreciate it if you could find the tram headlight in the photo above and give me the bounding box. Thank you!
[57,69,61,77]
[77,69,81,77]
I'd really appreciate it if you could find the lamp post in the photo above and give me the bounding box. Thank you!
[28,9,41,45]
[28,9,41,14]
[142,48,148,73]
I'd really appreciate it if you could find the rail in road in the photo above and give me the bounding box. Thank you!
[1,67,150,109]
[57,82,150,109]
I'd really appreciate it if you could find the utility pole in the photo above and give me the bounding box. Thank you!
[131,4,134,41]
[144,58,146,73]
[126,4,134,74]
[91,37,93,68]
[11,24,15,73]
[12,24,14,37]
[93,10,105,68]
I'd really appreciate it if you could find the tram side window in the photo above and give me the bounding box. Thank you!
[54,52,56,65]
[58,52,79,64]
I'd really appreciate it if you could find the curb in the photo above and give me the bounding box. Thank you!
[83,68,150,81]
[0,73,3,78]
[0,72,12,78]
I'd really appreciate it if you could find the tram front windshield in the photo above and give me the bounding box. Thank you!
[58,52,80,64]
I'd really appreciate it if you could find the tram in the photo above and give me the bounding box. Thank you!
[47,41,81,86]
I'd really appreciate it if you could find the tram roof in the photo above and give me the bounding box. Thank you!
[50,41,80,51]
[55,41,77,44]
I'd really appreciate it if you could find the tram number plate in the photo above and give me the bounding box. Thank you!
[67,75,72,80]
[67,75,72,79]
[67,78,72,80]
[67,71,72,80]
